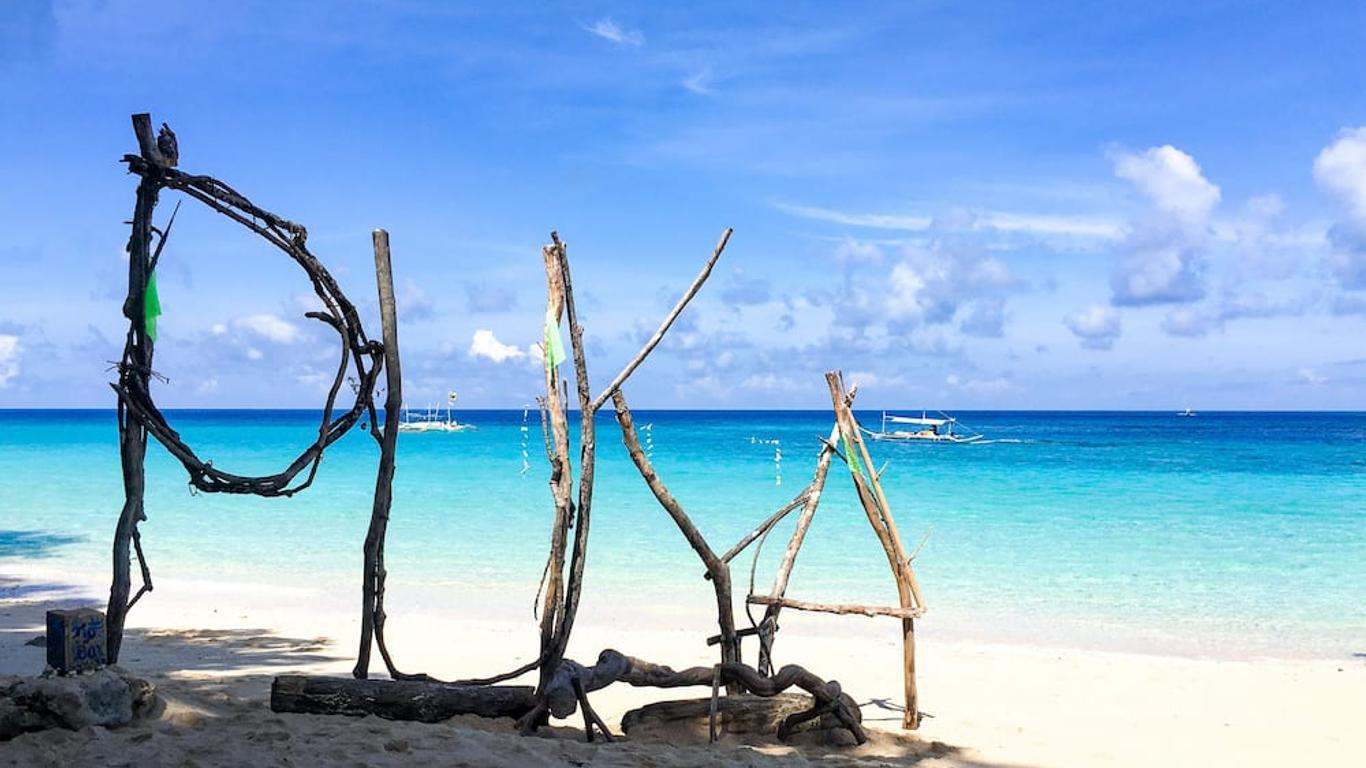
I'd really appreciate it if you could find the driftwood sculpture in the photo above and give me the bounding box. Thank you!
[727,373,926,729]
[111,113,917,744]
[108,113,397,668]
[272,229,869,746]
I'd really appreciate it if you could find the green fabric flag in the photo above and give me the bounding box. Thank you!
[144,270,162,343]
[544,307,566,370]
[842,434,862,477]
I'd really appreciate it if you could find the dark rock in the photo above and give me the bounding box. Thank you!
[24,635,45,648]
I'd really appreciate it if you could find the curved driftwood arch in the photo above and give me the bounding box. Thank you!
[108,113,392,664]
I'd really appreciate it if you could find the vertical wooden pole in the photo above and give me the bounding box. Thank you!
[355,228,402,678]
[107,113,161,663]
[527,242,573,728]
[757,424,839,674]
[826,371,920,729]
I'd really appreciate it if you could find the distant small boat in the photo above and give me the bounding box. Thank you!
[862,411,983,444]
[398,391,474,433]
[1177,408,1196,417]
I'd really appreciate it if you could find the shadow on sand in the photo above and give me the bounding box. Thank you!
[1,575,1035,768]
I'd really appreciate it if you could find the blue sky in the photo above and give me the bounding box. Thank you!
[2,0,1365,409]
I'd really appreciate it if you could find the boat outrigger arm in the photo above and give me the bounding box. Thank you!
[862,411,985,443]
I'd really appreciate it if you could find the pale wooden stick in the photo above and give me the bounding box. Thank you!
[614,389,742,674]
[747,595,925,619]
[589,228,732,412]
[825,371,920,730]
[756,425,839,674]
[715,490,810,569]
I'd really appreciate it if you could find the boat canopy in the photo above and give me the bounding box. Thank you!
[885,415,948,427]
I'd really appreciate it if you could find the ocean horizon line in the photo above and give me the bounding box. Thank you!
[4,406,1366,415]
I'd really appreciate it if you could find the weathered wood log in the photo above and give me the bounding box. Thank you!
[748,594,925,619]
[621,692,862,743]
[270,676,535,722]
[537,650,867,744]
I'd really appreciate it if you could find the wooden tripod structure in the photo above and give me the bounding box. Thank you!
[714,372,926,729]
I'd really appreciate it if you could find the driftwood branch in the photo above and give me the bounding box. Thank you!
[613,390,741,677]
[825,371,922,729]
[355,229,410,681]
[588,228,732,412]
[747,595,925,619]
[714,490,811,573]
[523,228,731,732]
[529,650,867,745]
[755,426,839,674]
[107,112,385,662]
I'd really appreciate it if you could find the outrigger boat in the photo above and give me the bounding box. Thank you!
[862,411,984,444]
[398,391,474,433]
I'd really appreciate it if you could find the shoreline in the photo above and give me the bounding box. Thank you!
[4,562,1365,766]
[5,559,1358,666]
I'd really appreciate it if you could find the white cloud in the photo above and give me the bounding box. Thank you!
[1298,367,1327,385]
[1112,145,1221,225]
[1064,304,1121,350]
[469,329,525,363]
[1109,145,1219,306]
[775,202,1119,238]
[884,247,1016,326]
[0,334,20,387]
[1314,127,1366,289]
[233,314,301,344]
[1111,244,1204,305]
[584,17,643,47]
[1314,127,1366,223]
[682,68,713,95]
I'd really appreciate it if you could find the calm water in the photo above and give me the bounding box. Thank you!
[1,409,1363,659]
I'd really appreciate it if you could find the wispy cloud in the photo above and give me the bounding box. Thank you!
[584,17,643,47]
[682,68,714,95]
[774,202,1120,238]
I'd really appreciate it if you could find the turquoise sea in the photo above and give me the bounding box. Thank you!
[1,409,1363,660]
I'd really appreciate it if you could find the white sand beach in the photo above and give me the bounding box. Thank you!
[3,566,1362,768]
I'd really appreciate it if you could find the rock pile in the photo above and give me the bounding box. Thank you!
[0,666,156,740]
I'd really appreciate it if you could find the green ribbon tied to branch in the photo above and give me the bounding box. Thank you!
[544,306,566,371]
[144,270,162,343]
[842,433,862,477]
